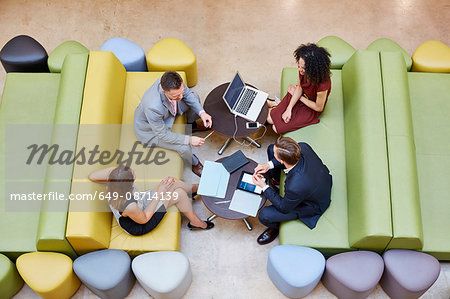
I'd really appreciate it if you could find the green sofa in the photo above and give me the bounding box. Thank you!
[279,46,450,260]
[381,51,450,260]
[279,50,392,256]
[0,50,88,260]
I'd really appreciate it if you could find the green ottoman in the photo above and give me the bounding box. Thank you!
[317,36,356,69]
[0,253,24,298]
[367,38,412,71]
[47,40,89,73]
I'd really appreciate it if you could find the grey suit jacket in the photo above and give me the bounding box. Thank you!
[134,77,203,146]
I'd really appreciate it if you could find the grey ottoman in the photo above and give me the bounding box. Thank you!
[380,249,440,299]
[132,251,192,299]
[322,251,384,299]
[73,249,135,299]
[0,35,49,72]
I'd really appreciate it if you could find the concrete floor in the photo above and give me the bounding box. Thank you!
[1,0,449,298]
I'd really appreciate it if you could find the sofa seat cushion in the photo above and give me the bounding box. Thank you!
[367,38,412,71]
[0,73,60,259]
[408,72,450,260]
[317,36,356,69]
[109,205,181,256]
[279,68,350,256]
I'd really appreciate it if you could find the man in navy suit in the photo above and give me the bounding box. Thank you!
[253,136,332,245]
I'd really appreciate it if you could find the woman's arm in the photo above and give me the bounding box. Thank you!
[88,167,117,183]
[122,199,160,224]
[299,90,328,112]
[282,80,303,123]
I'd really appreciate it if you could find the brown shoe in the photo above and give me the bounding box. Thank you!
[192,118,209,132]
[257,227,279,245]
[192,160,203,177]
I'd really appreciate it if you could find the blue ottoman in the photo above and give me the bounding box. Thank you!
[267,245,325,298]
[100,37,147,71]
[0,35,49,73]
[73,249,135,299]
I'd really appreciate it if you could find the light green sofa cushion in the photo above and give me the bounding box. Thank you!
[279,68,351,256]
[36,53,89,259]
[342,50,392,250]
[0,73,60,259]
[380,52,423,250]
[367,38,412,71]
[317,36,356,69]
[408,72,450,260]
[48,40,89,73]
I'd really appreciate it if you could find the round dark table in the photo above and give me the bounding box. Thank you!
[201,157,267,230]
[203,83,269,155]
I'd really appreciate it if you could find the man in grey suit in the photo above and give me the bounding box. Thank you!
[134,71,212,177]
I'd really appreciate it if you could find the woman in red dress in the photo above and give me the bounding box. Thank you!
[268,43,331,134]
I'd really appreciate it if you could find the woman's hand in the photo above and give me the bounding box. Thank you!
[282,109,292,123]
[156,177,175,192]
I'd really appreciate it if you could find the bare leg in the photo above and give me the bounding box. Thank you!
[163,188,206,228]
[267,108,274,124]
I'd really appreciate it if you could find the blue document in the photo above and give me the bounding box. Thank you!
[197,161,230,198]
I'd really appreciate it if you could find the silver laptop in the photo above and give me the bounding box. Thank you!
[222,72,268,122]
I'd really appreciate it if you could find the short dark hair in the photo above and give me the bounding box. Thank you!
[294,43,331,85]
[160,71,183,92]
[274,136,301,165]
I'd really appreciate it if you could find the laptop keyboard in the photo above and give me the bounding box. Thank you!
[235,89,257,114]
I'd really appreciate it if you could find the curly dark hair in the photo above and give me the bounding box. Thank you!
[294,43,331,85]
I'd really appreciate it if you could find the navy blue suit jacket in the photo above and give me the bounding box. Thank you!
[263,142,332,229]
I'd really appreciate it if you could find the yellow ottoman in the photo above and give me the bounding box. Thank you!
[146,38,198,87]
[16,252,80,299]
[412,40,450,73]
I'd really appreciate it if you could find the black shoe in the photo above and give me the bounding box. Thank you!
[257,227,279,245]
[187,220,214,230]
[191,192,198,200]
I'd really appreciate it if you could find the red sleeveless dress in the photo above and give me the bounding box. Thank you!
[270,72,331,134]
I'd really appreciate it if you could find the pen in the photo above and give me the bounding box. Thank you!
[215,200,230,204]
[204,130,215,140]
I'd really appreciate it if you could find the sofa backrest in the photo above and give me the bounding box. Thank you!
[342,50,393,250]
[66,51,126,255]
[379,51,423,250]
[36,53,89,259]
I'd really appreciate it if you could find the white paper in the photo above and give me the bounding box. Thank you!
[228,189,262,217]
[197,161,230,198]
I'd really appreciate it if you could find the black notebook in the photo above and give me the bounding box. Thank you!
[221,150,249,173]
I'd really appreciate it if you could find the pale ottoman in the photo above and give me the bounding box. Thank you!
[322,251,384,299]
[267,245,325,298]
[146,38,198,87]
[380,249,440,299]
[0,253,24,299]
[100,37,147,71]
[132,251,192,299]
[73,249,135,299]
[16,252,80,299]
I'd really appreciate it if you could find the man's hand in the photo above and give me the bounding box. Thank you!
[252,173,267,189]
[190,136,205,147]
[254,163,270,175]
[200,112,213,128]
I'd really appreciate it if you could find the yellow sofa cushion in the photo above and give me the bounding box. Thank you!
[412,40,450,73]
[16,252,80,299]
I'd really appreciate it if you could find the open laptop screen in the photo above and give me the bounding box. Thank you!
[223,73,245,109]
